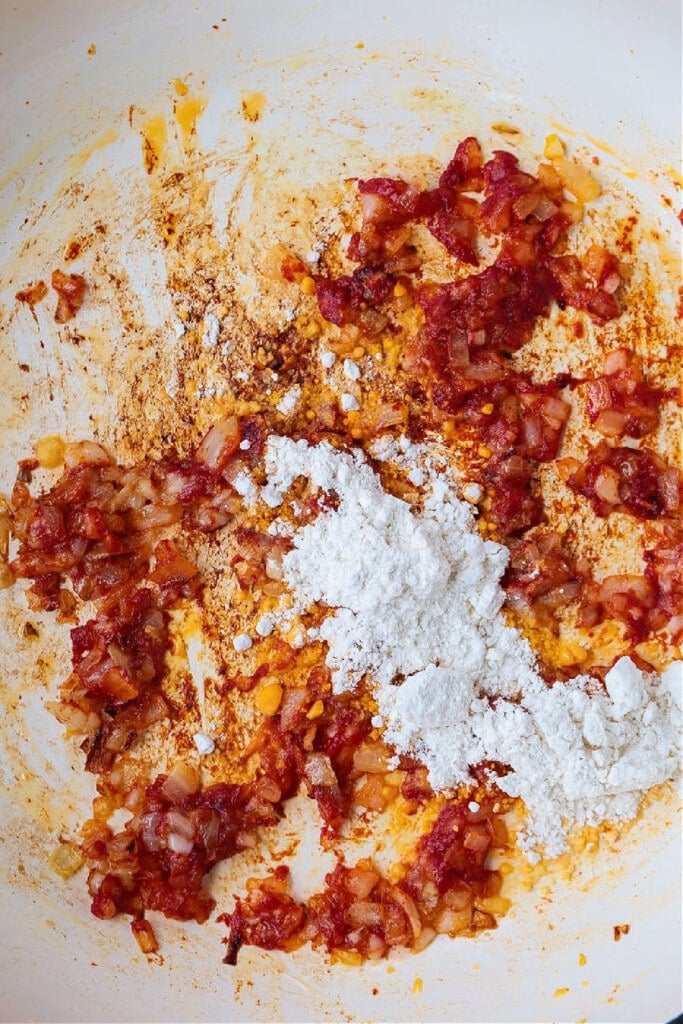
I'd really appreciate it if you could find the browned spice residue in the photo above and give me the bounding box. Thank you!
[15,280,48,311]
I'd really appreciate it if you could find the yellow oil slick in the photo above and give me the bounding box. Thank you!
[141,115,167,173]
[175,94,208,142]
[241,90,266,123]
[665,164,683,188]
[173,77,189,97]
[606,164,639,180]
[64,127,118,178]
[491,122,522,137]
[584,132,619,157]
[548,119,578,138]
[288,53,311,69]
[0,142,45,194]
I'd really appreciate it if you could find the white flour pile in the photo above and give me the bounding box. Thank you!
[261,436,682,857]
[382,659,680,856]
[263,436,537,695]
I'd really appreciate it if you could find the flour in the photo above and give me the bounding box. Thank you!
[263,437,534,695]
[202,311,220,347]
[343,359,361,381]
[380,659,681,858]
[261,436,681,857]
[340,393,360,412]
[230,469,259,507]
[276,386,301,416]
[369,433,466,495]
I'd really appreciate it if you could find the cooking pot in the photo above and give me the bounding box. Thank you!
[0,2,679,1021]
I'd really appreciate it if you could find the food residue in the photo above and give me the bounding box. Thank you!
[1,123,680,968]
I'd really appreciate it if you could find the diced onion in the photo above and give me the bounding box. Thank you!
[603,348,630,374]
[392,889,422,939]
[128,504,182,531]
[195,416,240,471]
[278,688,308,732]
[234,831,257,850]
[593,466,621,504]
[586,378,611,412]
[346,901,384,928]
[166,809,195,841]
[360,193,389,223]
[352,742,388,774]
[167,831,194,856]
[412,925,436,952]
[265,555,284,580]
[594,409,628,437]
[448,333,471,367]
[602,272,621,294]
[434,906,473,935]
[462,826,490,852]
[304,753,337,787]
[63,441,111,468]
[131,918,158,954]
[443,886,473,911]
[541,396,570,430]
[161,762,200,802]
[140,812,162,852]
[521,414,542,452]
[365,934,387,958]
[532,195,558,221]
[346,866,379,900]
[659,468,680,512]
[253,777,282,803]
[353,774,387,810]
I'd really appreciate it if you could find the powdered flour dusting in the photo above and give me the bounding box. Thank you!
[262,436,681,857]
[381,659,681,857]
[263,437,537,696]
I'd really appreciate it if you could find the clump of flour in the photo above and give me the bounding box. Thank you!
[263,437,536,696]
[261,436,681,857]
[381,659,681,858]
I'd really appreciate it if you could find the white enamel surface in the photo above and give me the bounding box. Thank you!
[0,2,680,1022]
